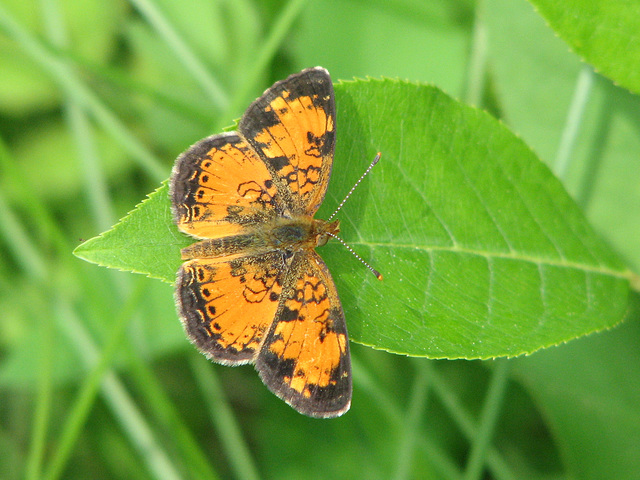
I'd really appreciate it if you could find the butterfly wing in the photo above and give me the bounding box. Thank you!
[176,251,286,365]
[239,67,336,216]
[170,132,285,239]
[256,250,351,418]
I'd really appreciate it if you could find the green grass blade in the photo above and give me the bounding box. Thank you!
[43,281,145,480]
[554,66,595,179]
[462,360,510,480]
[352,357,463,480]
[54,301,184,480]
[392,360,430,480]
[24,310,54,480]
[129,0,228,110]
[123,350,221,480]
[189,355,261,480]
[216,0,308,129]
[0,4,167,182]
[426,362,517,480]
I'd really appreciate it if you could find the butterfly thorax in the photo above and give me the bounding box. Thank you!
[180,217,340,261]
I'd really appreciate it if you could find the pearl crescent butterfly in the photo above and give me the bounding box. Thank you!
[170,67,352,417]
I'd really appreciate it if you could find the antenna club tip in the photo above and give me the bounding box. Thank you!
[374,270,383,281]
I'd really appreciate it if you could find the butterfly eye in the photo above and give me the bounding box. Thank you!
[316,233,330,247]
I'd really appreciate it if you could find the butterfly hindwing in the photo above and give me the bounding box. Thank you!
[256,250,351,418]
[176,251,286,365]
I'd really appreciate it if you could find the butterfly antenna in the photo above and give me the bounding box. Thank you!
[326,232,383,280]
[327,152,381,222]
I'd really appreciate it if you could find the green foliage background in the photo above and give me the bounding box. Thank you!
[1,0,639,479]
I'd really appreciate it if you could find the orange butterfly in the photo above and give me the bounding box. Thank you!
[170,67,352,417]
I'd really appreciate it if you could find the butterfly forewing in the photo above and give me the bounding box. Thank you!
[239,68,336,216]
[171,132,284,239]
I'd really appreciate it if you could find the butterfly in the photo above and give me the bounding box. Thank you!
[170,67,352,417]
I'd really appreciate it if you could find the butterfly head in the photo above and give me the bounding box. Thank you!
[314,219,340,247]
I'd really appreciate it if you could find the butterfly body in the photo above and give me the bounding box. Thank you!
[180,217,340,261]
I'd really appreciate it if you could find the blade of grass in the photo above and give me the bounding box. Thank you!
[123,348,221,480]
[392,359,431,480]
[55,300,184,480]
[0,10,222,478]
[43,279,147,480]
[129,0,229,110]
[63,51,215,127]
[426,363,517,480]
[66,103,117,231]
[554,65,595,178]
[462,360,511,480]
[23,293,55,480]
[1,50,183,477]
[352,356,463,480]
[189,354,261,480]
[0,178,59,480]
[2,199,135,480]
[575,82,612,210]
[2,133,190,479]
[0,138,142,480]
[215,0,309,131]
[0,137,69,255]
[0,186,47,280]
[465,1,489,106]
[47,27,152,480]
[0,4,167,182]
[41,0,116,233]
[3,150,169,478]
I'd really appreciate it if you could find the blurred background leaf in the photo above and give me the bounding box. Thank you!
[529,0,640,95]
[1,0,639,479]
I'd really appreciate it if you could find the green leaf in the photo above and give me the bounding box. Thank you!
[74,78,632,359]
[529,0,640,95]
[486,0,640,274]
[74,182,190,282]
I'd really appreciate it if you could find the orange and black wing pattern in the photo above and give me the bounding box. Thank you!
[170,67,351,418]
[256,251,351,417]
[170,132,284,239]
[176,251,285,365]
[239,68,335,216]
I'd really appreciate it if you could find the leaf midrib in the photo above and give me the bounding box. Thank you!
[348,241,631,278]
